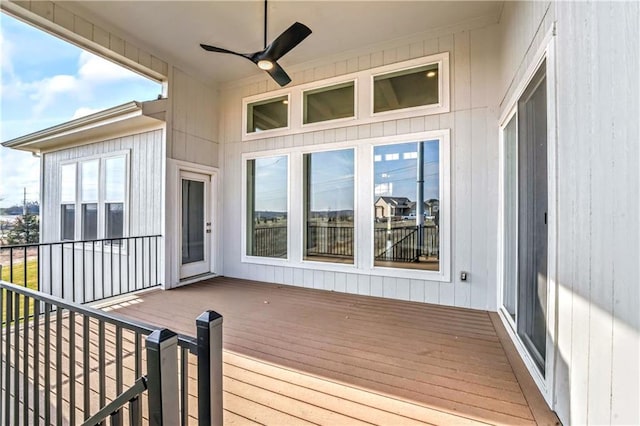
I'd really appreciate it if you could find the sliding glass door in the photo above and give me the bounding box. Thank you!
[502,61,548,374]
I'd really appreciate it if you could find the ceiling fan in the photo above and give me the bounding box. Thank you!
[200,0,312,87]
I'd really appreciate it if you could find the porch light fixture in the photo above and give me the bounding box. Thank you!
[426,70,437,78]
[258,59,274,70]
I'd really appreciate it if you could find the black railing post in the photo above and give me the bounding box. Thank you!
[146,328,179,426]
[196,310,223,426]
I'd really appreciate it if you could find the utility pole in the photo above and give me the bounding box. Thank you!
[23,187,27,215]
[416,142,424,257]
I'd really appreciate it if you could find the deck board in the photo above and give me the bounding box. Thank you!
[108,277,559,425]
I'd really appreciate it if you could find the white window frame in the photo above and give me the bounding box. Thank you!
[370,53,450,119]
[80,159,100,241]
[59,150,130,244]
[242,93,291,139]
[59,163,77,241]
[241,153,291,263]
[300,146,358,266]
[241,52,450,141]
[239,130,451,282]
[301,78,358,129]
[368,131,451,282]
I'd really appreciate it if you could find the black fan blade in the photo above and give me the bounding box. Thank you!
[263,22,311,61]
[265,62,292,87]
[200,44,252,60]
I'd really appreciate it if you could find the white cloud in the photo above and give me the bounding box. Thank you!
[72,107,102,119]
[0,32,15,79]
[78,51,140,83]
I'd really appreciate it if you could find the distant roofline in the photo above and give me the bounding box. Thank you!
[2,99,166,153]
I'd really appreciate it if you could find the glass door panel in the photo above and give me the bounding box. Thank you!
[182,179,205,264]
[180,172,211,279]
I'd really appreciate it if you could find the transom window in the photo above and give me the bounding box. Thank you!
[246,96,289,133]
[242,53,449,140]
[59,154,128,242]
[373,64,439,113]
[303,81,355,125]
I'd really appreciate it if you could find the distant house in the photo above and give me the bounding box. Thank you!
[374,196,412,219]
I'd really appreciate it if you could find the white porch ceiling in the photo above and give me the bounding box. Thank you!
[61,1,503,85]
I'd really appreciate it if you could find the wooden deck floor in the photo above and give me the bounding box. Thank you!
[103,277,559,426]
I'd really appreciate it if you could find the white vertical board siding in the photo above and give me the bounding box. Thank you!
[218,23,501,311]
[167,67,219,167]
[41,129,164,242]
[553,2,640,425]
[498,1,640,424]
[39,129,164,298]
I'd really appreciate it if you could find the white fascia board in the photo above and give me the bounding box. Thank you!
[2,101,166,153]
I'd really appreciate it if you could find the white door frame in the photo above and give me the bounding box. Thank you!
[179,170,211,278]
[168,159,219,287]
[496,24,558,408]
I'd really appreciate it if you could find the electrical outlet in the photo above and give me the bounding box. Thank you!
[460,271,468,281]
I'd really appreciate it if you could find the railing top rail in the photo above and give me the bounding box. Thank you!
[177,335,199,354]
[0,280,158,335]
[0,234,163,250]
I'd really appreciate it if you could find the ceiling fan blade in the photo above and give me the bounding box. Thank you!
[200,44,252,60]
[264,61,292,87]
[264,22,312,61]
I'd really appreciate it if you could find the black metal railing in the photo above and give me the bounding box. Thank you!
[251,226,287,258]
[0,235,162,306]
[306,225,354,258]
[0,280,223,426]
[374,225,439,262]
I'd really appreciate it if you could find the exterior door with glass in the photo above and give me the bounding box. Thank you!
[180,171,211,279]
[502,61,548,374]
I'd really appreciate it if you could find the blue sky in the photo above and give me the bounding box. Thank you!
[0,13,161,207]
[374,140,440,202]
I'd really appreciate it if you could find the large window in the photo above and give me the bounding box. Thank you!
[60,154,127,241]
[373,140,440,271]
[60,164,76,240]
[303,149,354,263]
[81,160,99,240]
[104,157,126,240]
[246,156,288,258]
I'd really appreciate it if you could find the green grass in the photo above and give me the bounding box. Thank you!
[1,259,39,324]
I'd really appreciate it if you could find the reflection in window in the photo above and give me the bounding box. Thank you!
[82,203,98,240]
[61,164,76,202]
[373,63,439,113]
[81,160,99,201]
[106,203,124,240]
[247,96,288,133]
[105,157,126,201]
[373,140,440,270]
[503,115,518,319]
[61,204,75,240]
[303,82,355,124]
[246,156,288,258]
[304,149,354,263]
